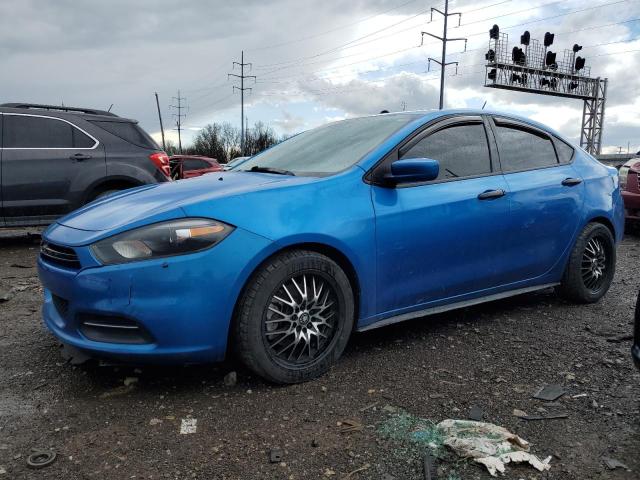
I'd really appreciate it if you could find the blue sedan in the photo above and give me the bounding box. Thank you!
[38,110,624,383]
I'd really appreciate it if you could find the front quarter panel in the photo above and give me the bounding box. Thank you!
[181,169,378,321]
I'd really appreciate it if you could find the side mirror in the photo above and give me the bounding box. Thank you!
[383,158,439,186]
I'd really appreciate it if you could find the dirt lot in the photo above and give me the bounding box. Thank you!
[0,230,638,480]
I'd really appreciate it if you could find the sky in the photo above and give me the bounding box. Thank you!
[1,0,638,153]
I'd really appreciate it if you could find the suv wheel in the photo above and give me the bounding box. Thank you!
[234,250,354,384]
[558,222,616,303]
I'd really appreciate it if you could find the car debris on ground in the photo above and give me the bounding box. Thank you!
[532,384,566,401]
[379,412,552,477]
[437,419,551,477]
[179,418,197,434]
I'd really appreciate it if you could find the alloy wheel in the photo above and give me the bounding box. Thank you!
[263,273,339,367]
[581,235,608,292]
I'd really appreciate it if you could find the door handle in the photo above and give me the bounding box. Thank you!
[477,189,506,200]
[561,177,582,186]
[70,153,92,161]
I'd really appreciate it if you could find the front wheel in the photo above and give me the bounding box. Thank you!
[233,250,354,384]
[557,222,616,303]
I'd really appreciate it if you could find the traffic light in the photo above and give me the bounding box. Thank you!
[544,32,554,47]
[512,46,526,65]
[545,51,557,68]
[575,56,586,71]
[573,44,582,53]
[520,31,530,46]
[485,49,496,62]
[488,69,497,80]
[490,24,499,39]
[541,78,558,89]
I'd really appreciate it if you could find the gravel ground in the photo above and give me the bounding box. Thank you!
[0,229,638,480]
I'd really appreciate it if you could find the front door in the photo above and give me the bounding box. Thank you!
[1,113,104,223]
[372,116,512,316]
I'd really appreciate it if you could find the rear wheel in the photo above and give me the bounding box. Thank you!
[557,222,616,303]
[234,250,354,384]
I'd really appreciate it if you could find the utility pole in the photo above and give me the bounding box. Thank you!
[154,92,166,151]
[421,0,467,109]
[170,90,187,154]
[228,51,256,156]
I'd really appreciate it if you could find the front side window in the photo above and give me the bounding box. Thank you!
[494,123,558,171]
[3,115,94,148]
[400,123,492,180]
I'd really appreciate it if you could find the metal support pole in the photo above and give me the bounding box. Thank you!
[154,92,166,151]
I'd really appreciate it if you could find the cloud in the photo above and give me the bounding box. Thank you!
[0,0,638,151]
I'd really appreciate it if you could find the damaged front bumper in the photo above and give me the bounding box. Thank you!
[38,223,272,364]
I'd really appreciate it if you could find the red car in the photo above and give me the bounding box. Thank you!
[620,157,640,225]
[170,155,222,179]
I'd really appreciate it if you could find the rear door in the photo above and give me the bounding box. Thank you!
[489,116,584,283]
[1,114,105,223]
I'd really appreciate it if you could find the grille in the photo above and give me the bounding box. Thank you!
[40,242,81,269]
[52,294,70,318]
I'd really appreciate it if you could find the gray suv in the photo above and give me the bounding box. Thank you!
[0,103,170,227]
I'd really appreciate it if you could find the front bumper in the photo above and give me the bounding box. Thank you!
[38,225,272,364]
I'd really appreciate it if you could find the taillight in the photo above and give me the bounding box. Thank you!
[149,152,171,179]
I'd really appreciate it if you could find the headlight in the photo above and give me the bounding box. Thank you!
[91,218,234,265]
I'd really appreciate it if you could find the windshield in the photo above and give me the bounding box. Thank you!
[239,114,420,175]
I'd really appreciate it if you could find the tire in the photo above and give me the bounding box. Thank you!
[234,250,355,384]
[557,222,616,304]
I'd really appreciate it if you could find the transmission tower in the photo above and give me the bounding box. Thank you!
[421,0,467,109]
[170,90,187,154]
[228,51,256,155]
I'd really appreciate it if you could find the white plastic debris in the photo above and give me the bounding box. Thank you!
[437,419,551,477]
[179,418,197,434]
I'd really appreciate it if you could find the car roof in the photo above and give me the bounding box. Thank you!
[0,103,138,123]
[367,108,574,145]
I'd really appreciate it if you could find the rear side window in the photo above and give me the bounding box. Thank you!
[555,139,574,164]
[183,159,210,170]
[90,120,158,149]
[400,123,492,180]
[494,124,558,171]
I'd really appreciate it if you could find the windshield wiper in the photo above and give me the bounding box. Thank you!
[246,165,295,176]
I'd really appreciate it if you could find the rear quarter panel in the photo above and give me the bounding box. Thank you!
[573,151,624,242]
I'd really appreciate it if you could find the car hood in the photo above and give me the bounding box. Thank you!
[57,172,300,232]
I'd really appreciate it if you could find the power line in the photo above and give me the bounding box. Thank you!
[169,90,188,154]
[257,4,637,84]
[228,51,256,156]
[247,0,422,52]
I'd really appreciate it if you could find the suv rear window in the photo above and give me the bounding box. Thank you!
[90,120,158,149]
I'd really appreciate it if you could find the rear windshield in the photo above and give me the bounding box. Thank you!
[90,120,158,149]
